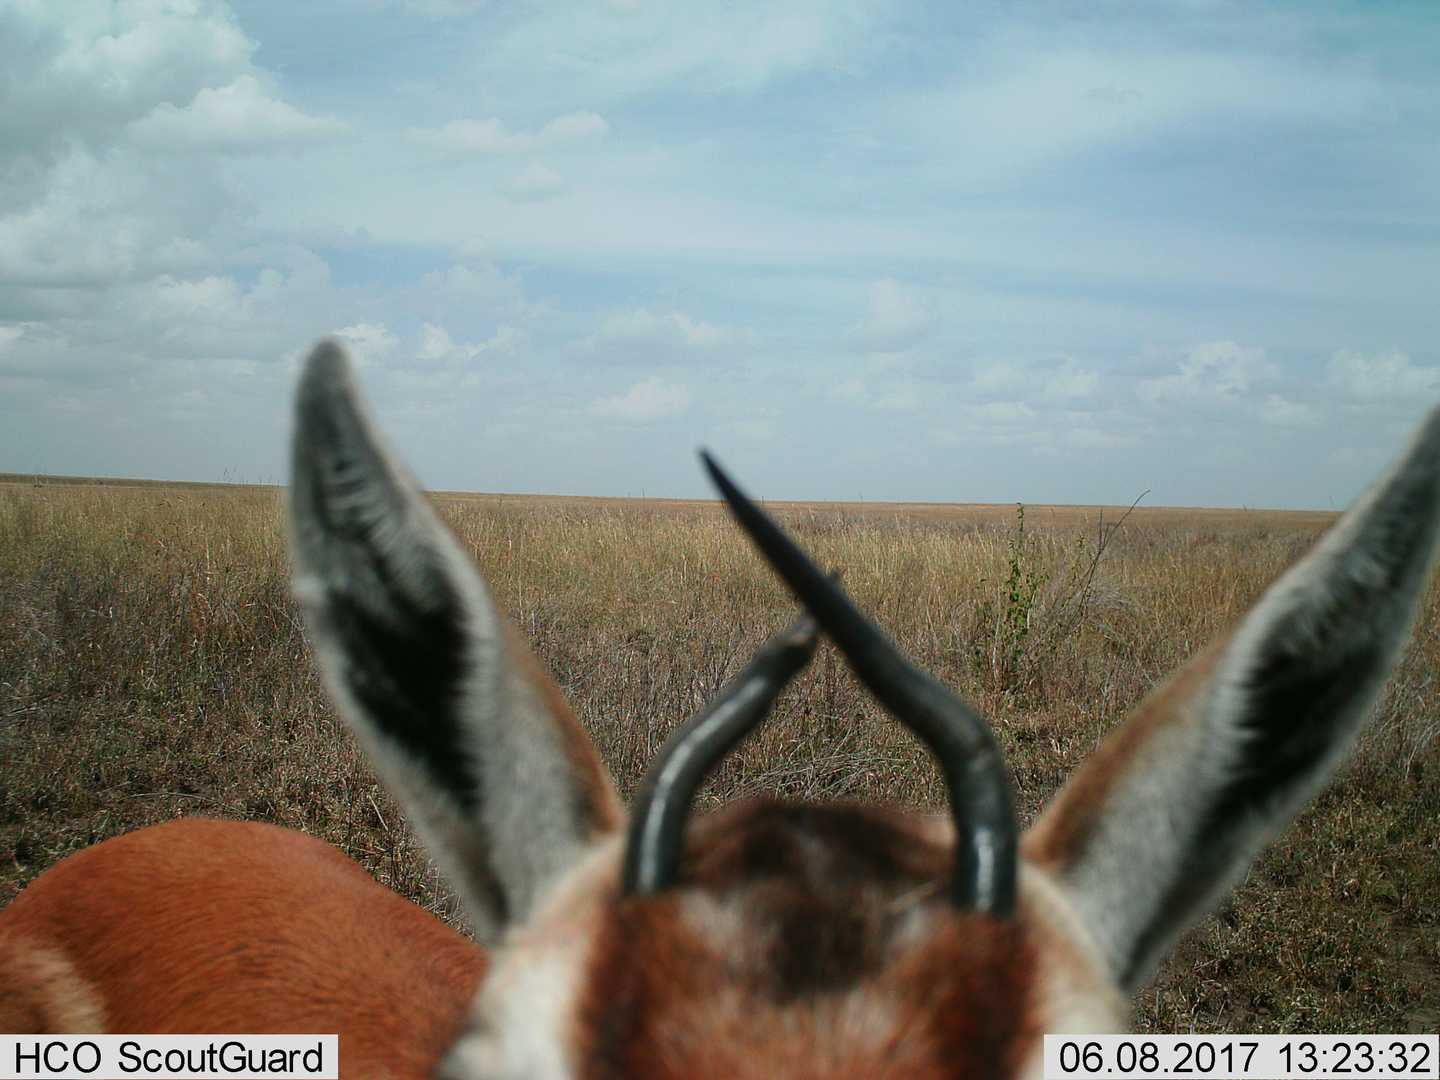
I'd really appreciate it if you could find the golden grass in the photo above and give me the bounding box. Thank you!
[0,478,1435,1033]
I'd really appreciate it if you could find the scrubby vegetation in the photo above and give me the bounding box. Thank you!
[1,478,1435,1032]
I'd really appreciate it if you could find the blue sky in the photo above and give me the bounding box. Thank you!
[2,1,1437,508]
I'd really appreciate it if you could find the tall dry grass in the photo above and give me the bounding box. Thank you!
[0,479,1435,1032]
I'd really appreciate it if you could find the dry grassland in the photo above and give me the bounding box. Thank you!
[1,477,1436,1033]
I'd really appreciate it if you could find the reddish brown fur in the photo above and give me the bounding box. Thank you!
[7,346,1424,1077]
[574,800,1038,1080]
[0,819,485,1077]
[0,942,105,1033]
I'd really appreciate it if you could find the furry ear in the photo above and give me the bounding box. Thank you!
[1026,407,1440,990]
[289,341,621,941]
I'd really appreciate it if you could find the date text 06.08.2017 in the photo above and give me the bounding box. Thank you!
[1044,1035,1438,1079]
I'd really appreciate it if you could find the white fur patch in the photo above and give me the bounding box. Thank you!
[437,839,620,1080]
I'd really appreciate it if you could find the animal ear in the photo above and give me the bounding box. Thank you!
[1025,407,1440,991]
[289,341,622,941]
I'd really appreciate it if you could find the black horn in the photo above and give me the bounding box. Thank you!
[700,452,1018,917]
[623,615,819,895]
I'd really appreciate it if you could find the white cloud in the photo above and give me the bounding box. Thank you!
[0,10,345,297]
[970,357,1099,401]
[588,377,691,421]
[1259,393,1321,428]
[0,2,1434,510]
[930,399,1048,449]
[1327,350,1440,401]
[502,162,566,202]
[539,112,610,141]
[844,354,1101,421]
[413,322,525,368]
[831,364,925,413]
[1137,342,1276,405]
[420,263,517,299]
[479,4,877,100]
[395,0,492,17]
[850,278,937,353]
[334,323,399,367]
[0,145,217,286]
[410,111,609,155]
[128,76,350,151]
[412,263,548,327]
[1043,358,1099,401]
[1,1,255,161]
[416,323,458,364]
[101,251,338,363]
[971,400,1037,424]
[970,358,1028,396]
[143,273,247,325]
[895,40,1392,189]
[585,307,736,356]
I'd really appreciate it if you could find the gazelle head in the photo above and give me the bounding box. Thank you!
[290,340,1440,1079]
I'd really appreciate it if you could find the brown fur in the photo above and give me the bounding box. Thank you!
[0,598,1210,1079]
[0,939,107,1033]
[0,819,485,1078]
[574,800,1038,1080]
[7,346,1429,1078]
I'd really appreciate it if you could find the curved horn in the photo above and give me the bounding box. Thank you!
[700,452,1018,916]
[623,616,819,895]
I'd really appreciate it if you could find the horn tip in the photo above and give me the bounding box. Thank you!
[699,450,747,511]
[698,448,726,485]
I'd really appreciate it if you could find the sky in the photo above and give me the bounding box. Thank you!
[1,1,1437,509]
